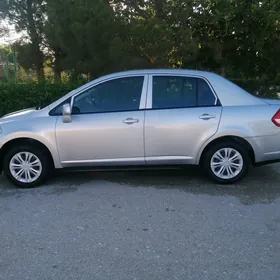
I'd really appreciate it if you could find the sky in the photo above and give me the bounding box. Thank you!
[0,21,23,45]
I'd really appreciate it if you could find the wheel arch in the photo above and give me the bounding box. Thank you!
[198,135,256,166]
[0,138,56,171]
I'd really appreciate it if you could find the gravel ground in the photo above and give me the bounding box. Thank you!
[1,164,280,280]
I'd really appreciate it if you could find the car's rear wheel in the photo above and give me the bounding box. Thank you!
[3,145,52,188]
[203,141,250,184]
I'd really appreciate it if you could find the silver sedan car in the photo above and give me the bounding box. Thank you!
[1,69,280,187]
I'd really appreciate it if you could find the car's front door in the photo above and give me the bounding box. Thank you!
[55,75,147,167]
[144,75,222,165]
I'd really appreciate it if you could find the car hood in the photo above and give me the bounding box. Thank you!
[261,98,280,105]
[0,108,36,123]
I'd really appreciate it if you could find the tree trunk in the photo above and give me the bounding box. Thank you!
[54,67,61,83]
[54,48,62,83]
[154,0,164,20]
[213,41,226,76]
[54,62,61,83]
[35,56,44,80]
[70,71,79,82]
[26,0,45,80]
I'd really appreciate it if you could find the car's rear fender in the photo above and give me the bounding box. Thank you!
[196,133,260,165]
[196,104,280,164]
[218,105,280,137]
[261,98,280,105]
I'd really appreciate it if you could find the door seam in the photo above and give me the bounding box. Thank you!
[143,75,150,164]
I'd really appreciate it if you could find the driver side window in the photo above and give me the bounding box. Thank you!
[72,76,144,114]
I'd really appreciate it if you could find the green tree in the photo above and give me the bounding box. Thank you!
[13,42,38,71]
[2,0,280,83]
[192,0,280,80]
[113,0,198,68]
[1,0,46,80]
[45,0,127,79]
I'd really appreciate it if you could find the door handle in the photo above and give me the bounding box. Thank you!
[123,118,140,124]
[199,114,216,120]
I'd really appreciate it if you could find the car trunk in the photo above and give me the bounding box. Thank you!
[261,98,280,105]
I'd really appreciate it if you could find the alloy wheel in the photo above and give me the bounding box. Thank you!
[210,148,243,180]
[9,152,43,183]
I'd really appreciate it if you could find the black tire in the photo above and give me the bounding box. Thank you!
[202,141,250,184]
[3,145,52,188]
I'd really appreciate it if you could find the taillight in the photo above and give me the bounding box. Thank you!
[272,109,280,127]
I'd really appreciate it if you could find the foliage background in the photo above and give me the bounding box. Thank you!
[1,0,280,115]
[0,82,81,116]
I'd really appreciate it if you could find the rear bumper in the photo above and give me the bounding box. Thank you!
[245,134,280,164]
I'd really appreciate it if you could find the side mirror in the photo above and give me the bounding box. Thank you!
[62,103,72,123]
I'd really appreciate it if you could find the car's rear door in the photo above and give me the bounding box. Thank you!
[55,75,148,167]
[144,74,222,165]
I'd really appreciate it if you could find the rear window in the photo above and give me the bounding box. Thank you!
[152,76,217,109]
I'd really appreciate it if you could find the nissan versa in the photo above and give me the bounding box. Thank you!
[1,69,280,188]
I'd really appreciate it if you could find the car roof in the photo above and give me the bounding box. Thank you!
[100,69,215,79]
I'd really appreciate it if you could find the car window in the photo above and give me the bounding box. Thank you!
[73,76,144,114]
[49,98,71,116]
[152,76,216,109]
[197,78,216,106]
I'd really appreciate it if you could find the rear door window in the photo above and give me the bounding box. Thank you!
[152,76,217,109]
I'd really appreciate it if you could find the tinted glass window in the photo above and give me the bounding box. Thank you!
[73,76,144,114]
[49,98,71,116]
[197,79,216,106]
[152,76,216,109]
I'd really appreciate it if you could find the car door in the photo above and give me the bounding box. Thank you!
[144,74,222,165]
[55,75,148,167]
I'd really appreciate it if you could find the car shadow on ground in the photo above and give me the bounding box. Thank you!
[1,164,280,205]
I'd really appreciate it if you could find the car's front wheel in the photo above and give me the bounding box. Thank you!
[203,141,250,184]
[3,145,51,188]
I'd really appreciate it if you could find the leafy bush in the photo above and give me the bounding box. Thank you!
[0,82,83,116]
[233,79,280,97]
